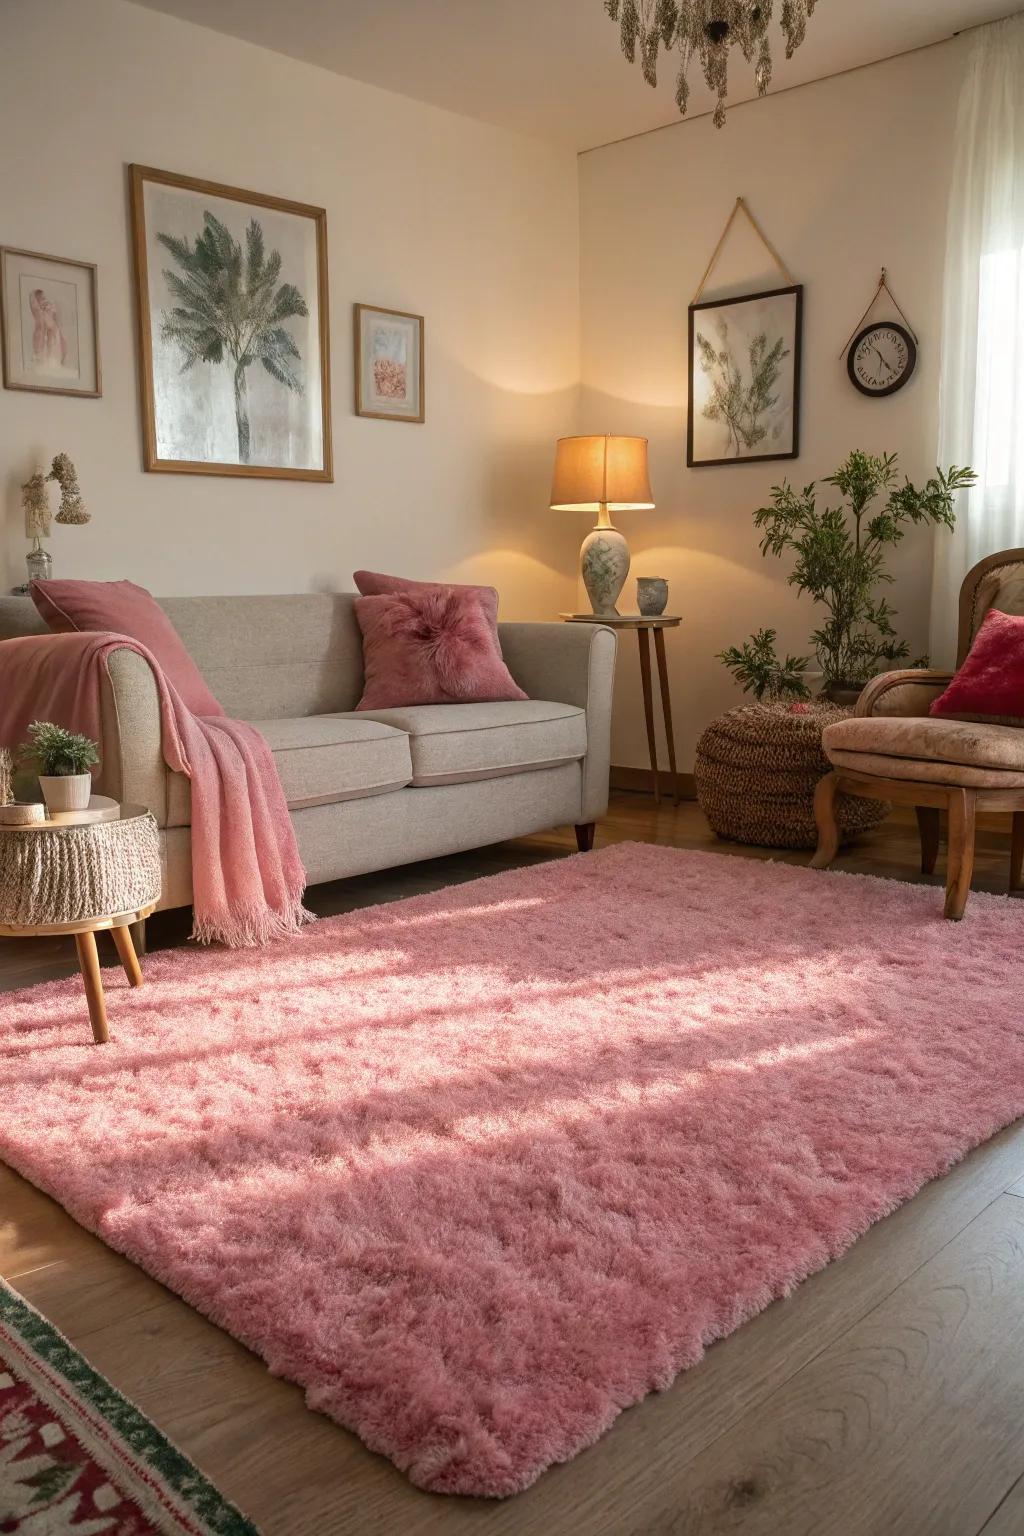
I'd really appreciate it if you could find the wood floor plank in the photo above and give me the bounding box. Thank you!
[978,1470,1024,1534]
[2,794,1024,1535]
[614,1195,1024,1536]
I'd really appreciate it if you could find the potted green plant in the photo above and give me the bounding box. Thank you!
[18,721,99,814]
[719,450,976,703]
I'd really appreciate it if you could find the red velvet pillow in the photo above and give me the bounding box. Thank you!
[930,608,1024,723]
[354,589,528,711]
[353,570,500,640]
[30,579,224,717]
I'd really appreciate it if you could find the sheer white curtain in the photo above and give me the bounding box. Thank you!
[930,14,1024,664]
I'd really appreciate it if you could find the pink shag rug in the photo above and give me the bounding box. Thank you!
[0,842,1022,1498]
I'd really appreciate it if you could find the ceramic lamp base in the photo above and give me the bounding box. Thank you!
[581,525,630,617]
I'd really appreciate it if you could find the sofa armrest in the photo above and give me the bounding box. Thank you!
[855,669,955,720]
[97,646,169,826]
[498,621,618,822]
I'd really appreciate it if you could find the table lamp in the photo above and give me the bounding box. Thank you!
[549,434,654,617]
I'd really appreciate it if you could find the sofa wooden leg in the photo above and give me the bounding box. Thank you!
[575,823,596,853]
[1011,813,1024,894]
[916,806,941,876]
[944,789,977,920]
[810,772,841,869]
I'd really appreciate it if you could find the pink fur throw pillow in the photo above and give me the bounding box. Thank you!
[354,590,528,710]
[353,570,500,639]
[30,578,224,718]
[930,607,1024,724]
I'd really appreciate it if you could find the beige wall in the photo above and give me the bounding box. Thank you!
[579,40,969,771]
[1,0,580,617]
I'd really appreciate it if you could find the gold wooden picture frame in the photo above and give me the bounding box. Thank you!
[130,164,332,480]
[0,247,101,398]
[354,303,425,424]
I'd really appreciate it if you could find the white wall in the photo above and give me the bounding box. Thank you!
[579,40,969,771]
[0,0,581,617]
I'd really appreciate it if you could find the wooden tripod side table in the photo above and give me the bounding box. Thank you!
[562,614,682,806]
[0,803,161,1044]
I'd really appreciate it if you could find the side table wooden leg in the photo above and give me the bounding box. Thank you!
[74,931,109,1045]
[637,627,661,805]
[653,627,679,807]
[112,924,144,988]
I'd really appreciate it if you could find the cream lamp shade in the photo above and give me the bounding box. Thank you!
[549,435,654,512]
[549,435,654,617]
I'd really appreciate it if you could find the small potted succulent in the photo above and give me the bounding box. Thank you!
[18,721,99,814]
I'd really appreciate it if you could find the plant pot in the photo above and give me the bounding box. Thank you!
[636,576,669,616]
[822,680,864,707]
[39,774,92,813]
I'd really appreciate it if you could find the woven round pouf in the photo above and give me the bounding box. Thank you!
[0,804,161,1044]
[695,701,890,851]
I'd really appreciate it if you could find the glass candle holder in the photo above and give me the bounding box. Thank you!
[25,540,52,585]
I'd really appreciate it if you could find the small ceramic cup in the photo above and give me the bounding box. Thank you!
[636,577,669,616]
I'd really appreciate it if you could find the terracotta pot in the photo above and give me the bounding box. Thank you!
[39,774,92,813]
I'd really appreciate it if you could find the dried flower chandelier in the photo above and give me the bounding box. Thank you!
[603,0,819,127]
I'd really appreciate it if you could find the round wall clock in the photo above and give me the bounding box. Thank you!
[848,322,917,397]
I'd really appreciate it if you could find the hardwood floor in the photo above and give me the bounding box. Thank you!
[3,793,1024,1535]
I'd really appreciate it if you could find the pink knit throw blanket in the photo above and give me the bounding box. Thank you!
[0,632,312,947]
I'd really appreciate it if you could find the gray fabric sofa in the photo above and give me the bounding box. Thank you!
[0,595,617,915]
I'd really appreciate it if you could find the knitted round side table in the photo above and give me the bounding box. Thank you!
[0,804,161,1044]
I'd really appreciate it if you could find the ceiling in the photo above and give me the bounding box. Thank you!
[131,0,1018,152]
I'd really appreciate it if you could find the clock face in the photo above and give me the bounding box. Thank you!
[849,322,917,396]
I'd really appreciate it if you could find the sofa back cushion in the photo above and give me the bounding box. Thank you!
[0,593,366,721]
[162,594,365,719]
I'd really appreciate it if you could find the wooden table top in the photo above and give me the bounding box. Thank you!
[560,613,682,628]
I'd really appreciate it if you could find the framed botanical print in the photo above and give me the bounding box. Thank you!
[354,304,424,423]
[687,285,802,467]
[1,248,101,397]
[130,164,332,480]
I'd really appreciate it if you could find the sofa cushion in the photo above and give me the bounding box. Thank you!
[823,715,1024,788]
[167,715,412,826]
[346,700,587,786]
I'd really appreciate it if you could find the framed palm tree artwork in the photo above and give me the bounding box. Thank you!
[129,165,332,480]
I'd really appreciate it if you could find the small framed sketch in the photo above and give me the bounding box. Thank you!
[354,303,424,423]
[130,164,332,480]
[0,248,101,397]
[688,284,802,467]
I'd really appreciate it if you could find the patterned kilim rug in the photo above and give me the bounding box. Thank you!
[0,1278,259,1534]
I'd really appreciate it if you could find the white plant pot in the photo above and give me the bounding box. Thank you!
[39,774,92,813]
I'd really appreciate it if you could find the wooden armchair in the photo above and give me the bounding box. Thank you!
[811,548,1024,919]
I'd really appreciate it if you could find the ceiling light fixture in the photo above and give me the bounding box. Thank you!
[603,0,820,127]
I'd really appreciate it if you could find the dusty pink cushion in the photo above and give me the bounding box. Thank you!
[354,590,528,711]
[30,579,224,717]
[353,570,500,639]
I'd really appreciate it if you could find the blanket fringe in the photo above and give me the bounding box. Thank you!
[190,894,316,949]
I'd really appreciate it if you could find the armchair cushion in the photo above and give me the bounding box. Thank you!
[823,714,1024,788]
[930,607,1024,725]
